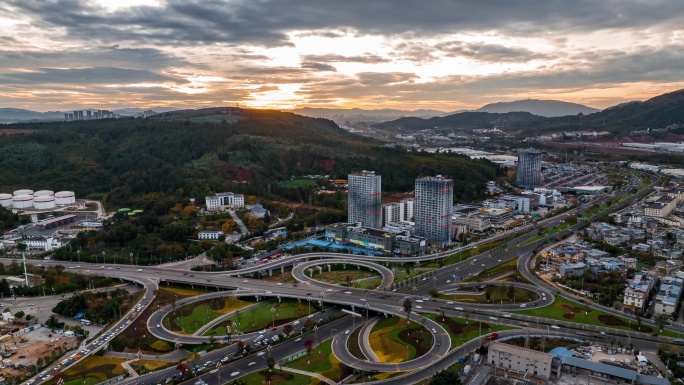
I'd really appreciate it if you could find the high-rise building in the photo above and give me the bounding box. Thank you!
[516,149,543,188]
[78,110,83,120]
[348,171,382,228]
[415,176,453,245]
[87,110,92,119]
[64,113,69,121]
[400,198,414,222]
[382,202,401,226]
[73,110,79,120]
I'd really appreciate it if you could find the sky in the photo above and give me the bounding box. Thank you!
[1,0,683,112]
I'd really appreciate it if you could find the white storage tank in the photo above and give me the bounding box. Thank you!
[0,194,12,207]
[55,191,76,205]
[12,194,34,208]
[34,190,55,197]
[34,196,56,210]
[13,189,34,196]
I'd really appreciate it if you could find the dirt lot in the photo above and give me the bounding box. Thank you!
[0,326,79,379]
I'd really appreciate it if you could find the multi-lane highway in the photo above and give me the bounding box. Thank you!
[12,171,663,385]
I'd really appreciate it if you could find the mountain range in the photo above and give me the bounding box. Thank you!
[476,99,599,117]
[0,106,181,122]
[372,88,684,136]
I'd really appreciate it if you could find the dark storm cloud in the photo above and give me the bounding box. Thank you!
[8,0,684,47]
[0,67,182,85]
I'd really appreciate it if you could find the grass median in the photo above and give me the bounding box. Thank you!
[425,314,515,348]
[205,300,317,335]
[166,296,252,334]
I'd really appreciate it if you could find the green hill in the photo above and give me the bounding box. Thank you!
[373,111,544,132]
[0,108,497,209]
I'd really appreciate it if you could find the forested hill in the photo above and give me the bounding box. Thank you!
[0,108,498,210]
[372,111,544,132]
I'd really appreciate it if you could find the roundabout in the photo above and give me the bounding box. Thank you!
[291,259,394,290]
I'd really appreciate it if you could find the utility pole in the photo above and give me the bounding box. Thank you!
[22,253,28,286]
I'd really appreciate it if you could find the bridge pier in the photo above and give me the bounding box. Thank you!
[268,268,273,277]
[278,296,282,303]
[327,264,331,272]
[307,268,313,277]
[316,266,322,275]
[281,265,285,274]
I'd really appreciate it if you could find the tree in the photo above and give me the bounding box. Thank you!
[485,286,493,302]
[14,311,24,319]
[266,356,275,371]
[429,370,462,385]
[656,313,668,330]
[429,288,440,298]
[176,363,190,376]
[283,324,294,336]
[403,298,412,324]
[304,340,313,362]
[236,340,245,354]
[36,357,43,368]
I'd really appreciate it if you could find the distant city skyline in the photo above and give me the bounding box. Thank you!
[1,0,683,111]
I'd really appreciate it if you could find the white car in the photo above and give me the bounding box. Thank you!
[416,300,423,303]
[295,338,302,342]
[415,305,423,309]
[258,330,266,334]
[344,291,352,294]
[551,325,560,329]
[257,352,265,356]
[503,314,511,318]
[489,317,498,321]
[360,298,366,302]
[136,269,143,272]
[248,362,256,366]
[230,371,240,377]
[446,280,451,283]
[431,328,437,333]
[209,369,218,374]
[446,301,454,305]
[520,304,527,308]
[455,307,464,311]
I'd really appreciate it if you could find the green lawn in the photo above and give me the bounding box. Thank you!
[440,286,538,304]
[287,339,334,373]
[514,296,678,337]
[368,316,431,362]
[425,314,516,348]
[207,301,316,334]
[281,178,317,188]
[235,370,313,385]
[166,296,251,334]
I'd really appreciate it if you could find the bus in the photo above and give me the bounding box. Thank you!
[80,319,92,326]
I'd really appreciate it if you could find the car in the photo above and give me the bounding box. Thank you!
[182,272,188,275]
[295,338,302,342]
[344,291,352,295]
[209,369,218,374]
[431,328,437,333]
[497,259,502,262]
[76,265,81,268]
[416,300,423,303]
[344,330,350,335]
[489,317,498,321]
[221,357,230,363]
[258,330,266,334]
[503,314,511,318]
[156,324,161,328]
[520,304,527,308]
[265,291,272,294]
[243,280,249,283]
[277,283,283,285]
[446,280,451,283]
[248,362,256,367]
[360,298,367,302]
[271,327,278,331]
[230,371,240,377]
[136,269,143,272]
[455,307,464,311]
[481,264,486,267]
[551,325,560,329]
[293,321,300,325]
[415,305,423,309]
[446,301,454,305]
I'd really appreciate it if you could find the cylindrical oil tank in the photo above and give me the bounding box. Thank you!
[0,193,12,207]
[13,189,33,196]
[34,195,56,210]
[34,190,55,197]
[12,194,34,208]
[55,191,76,205]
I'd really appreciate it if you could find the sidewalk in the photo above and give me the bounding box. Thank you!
[280,366,336,385]
[121,360,139,378]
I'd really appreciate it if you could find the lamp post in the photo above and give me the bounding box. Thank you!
[270,307,276,328]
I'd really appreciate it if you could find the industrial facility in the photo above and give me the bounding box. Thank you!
[0,189,76,209]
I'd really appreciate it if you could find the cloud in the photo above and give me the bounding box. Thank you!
[0,67,181,85]
[301,62,337,72]
[302,54,390,64]
[357,72,418,85]
[434,41,551,62]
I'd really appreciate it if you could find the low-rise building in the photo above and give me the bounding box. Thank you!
[205,192,245,212]
[559,262,586,277]
[22,236,62,251]
[452,213,491,232]
[487,342,553,378]
[654,276,684,317]
[251,204,268,219]
[644,195,677,218]
[324,223,426,255]
[623,273,656,312]
[198,230,224,240]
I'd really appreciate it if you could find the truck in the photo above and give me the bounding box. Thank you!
[484,332,499,341]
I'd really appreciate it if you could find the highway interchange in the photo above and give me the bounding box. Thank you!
[11,170,671,385]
